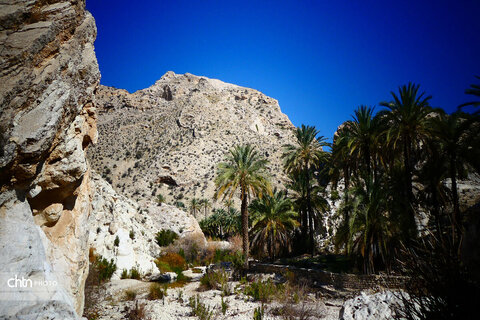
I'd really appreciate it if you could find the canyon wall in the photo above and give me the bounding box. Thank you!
[0,0,99,317]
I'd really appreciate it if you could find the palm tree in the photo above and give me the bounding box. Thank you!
[459,76,480,109]
[189,198,201,218]
[249,190,299,261]
[200,198,212,219]
[223,199,234,211]
[282,124,329,254]
[335,177,394,274]
[345,106,378,180]
[380,83,434,233]
[214,144,271,267]
[429,110,480,244]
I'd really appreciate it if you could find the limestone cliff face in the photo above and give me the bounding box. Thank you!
[0,0,99,318]
[88,72,297,209]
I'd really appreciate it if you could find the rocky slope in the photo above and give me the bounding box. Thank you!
[88,172,206,279]
[0,0,99,318]
[87,72,297,210]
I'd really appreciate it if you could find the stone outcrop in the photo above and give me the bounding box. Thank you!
[0,0,99,318]
[87,72,297,209]
[89,172,206,279]
[339,291,404,320]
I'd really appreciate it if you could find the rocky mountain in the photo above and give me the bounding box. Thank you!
[0,0,99,318]
[88,72,297,211]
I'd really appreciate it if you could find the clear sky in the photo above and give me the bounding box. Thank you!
[86,0,480,140]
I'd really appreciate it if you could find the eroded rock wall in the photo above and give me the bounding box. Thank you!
[0,0,99,318]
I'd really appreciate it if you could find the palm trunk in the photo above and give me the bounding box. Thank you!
[450,153,461,246]
[305,167,315,256]
[240,187,249,269]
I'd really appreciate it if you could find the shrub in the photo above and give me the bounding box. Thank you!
[129,230,135,240]
[95,256,117,283]
[125,301,146,320]
[155,229,179,247]
[129,267,141,280]
[114,235,120,247]
[124,289,137,301]
[244,279,281,303]
[121,269,129,279]
[149,283,166,300]
[253,305,264,320]
[156,194,165,205]
[155,260,172,273]
[155,252,186,273]
[199,269,229,291]
[189,294,214,320]
[221,296,228,315]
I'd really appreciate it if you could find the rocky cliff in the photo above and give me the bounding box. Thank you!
[88,72,297,210]
[0,0,99,318]
[88,172,205,279]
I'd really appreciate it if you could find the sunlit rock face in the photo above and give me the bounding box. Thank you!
[88,72,297,208]
[0,0,99,317]
[88,172,206,280]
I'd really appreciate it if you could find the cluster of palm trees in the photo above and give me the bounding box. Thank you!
[332,82,480,273]
[213,127,331,265]
[199,207,241,240]
[189,198,212,219]
[210,80,479,273]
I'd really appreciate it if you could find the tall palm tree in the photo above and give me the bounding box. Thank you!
[282,124,329,254]
[249,190,299,261]
[189,198,201,218]
[429,110,480,244]
[335,177,394,274]
[380,83,434,233]
[215,144,271,267]
[345,106,378,180]
[200,198,212,219]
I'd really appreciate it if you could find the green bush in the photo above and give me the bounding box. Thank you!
[149,283,166,300]
[129,267,141,280]
[253,305,264,320]
[121,269,128,279]
[155,229,179,247]
[114,235,120,247]
[95,256,117,283]
[199,270,229,291]
[124,289,137,301]
[189,294,214,320]
[244,279,281,302]
[129,230,135,240]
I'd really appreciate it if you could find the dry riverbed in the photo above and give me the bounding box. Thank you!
[86,271,347,320]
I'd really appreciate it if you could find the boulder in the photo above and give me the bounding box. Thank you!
[339,291,404,320]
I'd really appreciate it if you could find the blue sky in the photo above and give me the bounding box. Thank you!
[86,0,480,140]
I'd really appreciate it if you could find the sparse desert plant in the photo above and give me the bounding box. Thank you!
[189,294,215,320]
[121,269,129,279]
[155,229,179,247]
[199,269,229,292]
[114,235,120,247]
[244,279,281,303]
[94,256,117,283]
[253,305,264,320]
[156,194,165,205]
[129,230,135,240]
[148,283,166,300]
[221,295,228,315]
[124,289,137,301]
[129,267,141,280]
[126,301,146,320]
